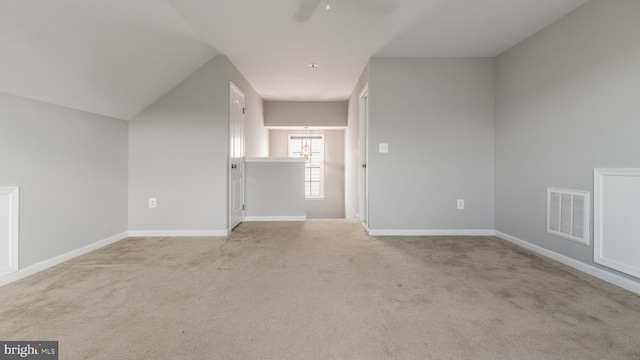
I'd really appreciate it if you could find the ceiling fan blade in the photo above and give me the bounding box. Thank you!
[293,0,323,22]
[362,0,399,14]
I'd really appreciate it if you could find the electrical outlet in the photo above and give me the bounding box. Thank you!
[149,198,157,208]
[379,143,389,153]
[457,199,464,209]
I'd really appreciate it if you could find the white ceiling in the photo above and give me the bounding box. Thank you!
[0,0,588,119]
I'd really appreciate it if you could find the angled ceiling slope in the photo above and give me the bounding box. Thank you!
[0,0,217,120]
[168,0,587,101]
[0,0,589,114]
[375,0,589,57]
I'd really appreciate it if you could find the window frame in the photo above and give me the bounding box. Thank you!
[288,134,325,200]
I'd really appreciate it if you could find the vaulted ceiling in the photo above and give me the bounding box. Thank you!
[0,0,588,120]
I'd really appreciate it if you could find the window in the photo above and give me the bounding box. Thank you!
[288,134,324,199]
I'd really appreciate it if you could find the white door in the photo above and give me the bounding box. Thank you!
[358,84,369,227]
[229,82,245,231]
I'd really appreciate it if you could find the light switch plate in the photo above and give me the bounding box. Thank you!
[379,143,389,153]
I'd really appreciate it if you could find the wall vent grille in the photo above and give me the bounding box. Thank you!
[547,187,590,245]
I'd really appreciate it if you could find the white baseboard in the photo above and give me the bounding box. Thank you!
[368,229,496,236]
[245,216,307,222]
[128,230,229,237]
[495,231,640,296]
[0,231,128,287]
[5,227,637,296]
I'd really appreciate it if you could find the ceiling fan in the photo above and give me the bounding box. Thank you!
[293,0,400,22]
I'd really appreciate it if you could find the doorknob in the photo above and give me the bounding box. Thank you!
[361,163,367,168]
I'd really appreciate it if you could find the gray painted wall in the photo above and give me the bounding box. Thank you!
[245,159,306,218]
[270,129,346,218]
[264,101,348,127]
[345,65,369,220]
[495,0,640,283]
[230,65,268,158]
[129,55,266,231]
[0,92,127,268]
[368,58,495,231]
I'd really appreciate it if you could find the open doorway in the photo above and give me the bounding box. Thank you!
[358,84,369,228]
[268,128,345,219]
[229,82,245,230]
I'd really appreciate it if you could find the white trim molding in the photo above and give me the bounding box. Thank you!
[0,231,128,287]
[264,126,347,130]
[0,186,19,278]
[368,229,496,236]
[245,157,305,163]
[128,230,229,237]
[245,216,307,222]
[496,231,640,296]
[593,168,640,279]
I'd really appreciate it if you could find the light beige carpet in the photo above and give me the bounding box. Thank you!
[1,220,639,359]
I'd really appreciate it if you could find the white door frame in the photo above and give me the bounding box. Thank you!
[0,186,19,277]
[229,82,245,231]
[358,83,369,228]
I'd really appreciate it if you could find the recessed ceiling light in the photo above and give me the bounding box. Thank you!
[308,63,319,69]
